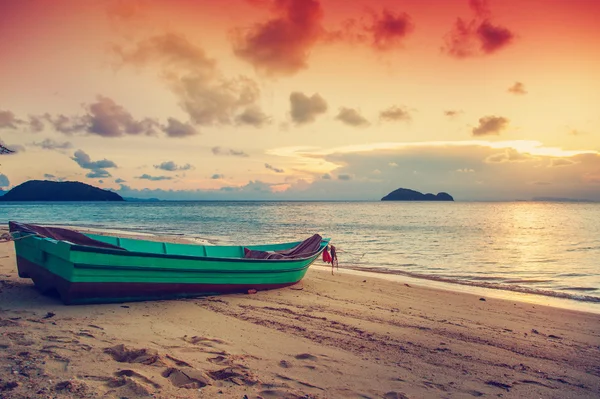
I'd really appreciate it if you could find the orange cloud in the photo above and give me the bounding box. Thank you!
[472,116,509,136]
[443,0,514,58]
[508,82,527,95]
[365,9,414,51]
[232,0,324,76]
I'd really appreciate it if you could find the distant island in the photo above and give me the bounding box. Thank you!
[0,180,124,202]
[381,188,454,201]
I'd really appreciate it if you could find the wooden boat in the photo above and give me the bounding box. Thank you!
[9,222,329,305]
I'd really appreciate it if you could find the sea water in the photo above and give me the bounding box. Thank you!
[1,201,599,310]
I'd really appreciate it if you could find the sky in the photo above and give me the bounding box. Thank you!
[0,0,599,201]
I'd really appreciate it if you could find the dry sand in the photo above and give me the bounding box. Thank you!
[1,229,599,399]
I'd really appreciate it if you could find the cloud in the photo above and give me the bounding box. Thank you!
[39,99,158,137]
[47,114,88,134]
[30,138,73,150]
[137,174,173,181]
[0,110,22,129]
[162,117,198,137]
[154,161,193,171]
[211,174,225,179]
[234,106,271,127]
[335,107,369,127]
[71,149,117,178]
[43,173,65,182]
[232,0,324,76]
[379,105,411,122]
[472,116,509,136]
[290,92,328,124]
[111,142,600,201]
[485,148,535,163]
[456,168,475,173]
[86,169,112,179]
[508,81,527,95]
[443,0,514,58]
[365,9,414,51]
[550,158,576,167]
[115,180,279,200]
[338,174,352,180]
[113,33,261,125]
[0,174,9,187]
[265,163,285,173]
[444,110,463,118]
[0,112,45,132]
[211,146,249,157]
[86,96,158,137]
[28,115,45,132]
[115,178,126,183]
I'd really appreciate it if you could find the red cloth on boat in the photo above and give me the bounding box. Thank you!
[322,247,332,263]
[243,234,323,260]
[9,221,126,250]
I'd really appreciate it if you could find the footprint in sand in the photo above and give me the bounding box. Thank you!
[183,335,227,347]
[384,391,410,399]
[105,375,154,397]
[162,367,212,389]
[103,344,166,366]
[114,369,162,389]
[294,353,318,361]
[279,360,292,368]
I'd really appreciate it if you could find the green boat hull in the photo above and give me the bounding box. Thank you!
[13,232,328,305]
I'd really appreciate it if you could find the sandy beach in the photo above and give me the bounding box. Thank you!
[1,230,599,399]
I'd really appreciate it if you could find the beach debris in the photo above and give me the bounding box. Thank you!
[548,334,562,339]
[247,289,257,295]
[404,283,411,287]
[531,329,540,334]
[363,280,367,283]
[120,305,130,308]
[42,312,55,319]
[479,298,486,301]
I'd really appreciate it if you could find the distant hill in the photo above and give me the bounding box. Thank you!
[0,189,5,197]
[382,188,454,201]
[0,180,124,201]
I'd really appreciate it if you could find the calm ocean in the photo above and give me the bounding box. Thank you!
[2,201,599,309]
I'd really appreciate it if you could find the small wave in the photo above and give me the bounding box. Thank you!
[503,279,554,284]
[469,276,505,281]
[557,273,588,277]
[558,287,598,292]
[345,267,600,304]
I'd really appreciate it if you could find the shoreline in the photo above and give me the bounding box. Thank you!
[31,224,600,315]
[1,229,599,398]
